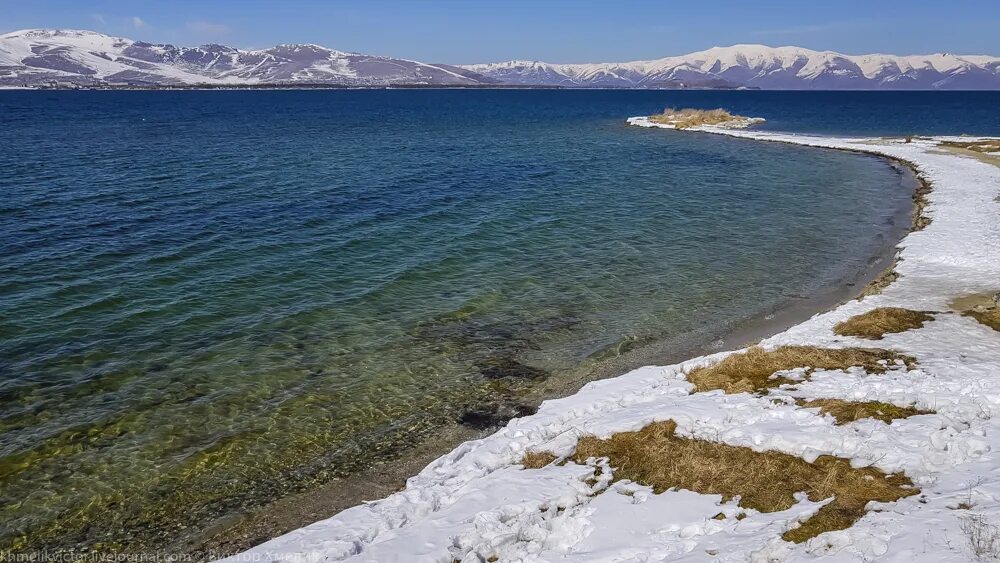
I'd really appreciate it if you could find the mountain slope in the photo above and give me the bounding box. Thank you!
[0,29,483,87]
[462,44,1000,90]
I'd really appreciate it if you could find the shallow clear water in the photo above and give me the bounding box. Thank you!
[1,90,990,551]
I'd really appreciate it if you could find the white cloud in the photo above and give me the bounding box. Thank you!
[131,16,148,29]
[186,21,231,36]
[91,13,106,26]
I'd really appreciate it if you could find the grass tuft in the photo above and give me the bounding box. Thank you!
[568,420,917,543]
[686,346,916,394]
[797,398,931,425]
[833,307,934,340]
[520,451,558,469]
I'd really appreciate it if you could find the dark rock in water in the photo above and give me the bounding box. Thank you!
[457,402,537,430]
[475,357,548,380]
[412,313,581,355]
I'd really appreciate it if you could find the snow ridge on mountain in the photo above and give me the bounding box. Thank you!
[1,30,998,89]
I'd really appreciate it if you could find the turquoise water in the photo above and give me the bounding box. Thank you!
[0,90,942,552]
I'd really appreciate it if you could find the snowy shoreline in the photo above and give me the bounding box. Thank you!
[225,123,1000,562]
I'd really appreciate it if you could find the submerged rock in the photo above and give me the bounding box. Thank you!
[457,401,537,430]
[587,334,656,362]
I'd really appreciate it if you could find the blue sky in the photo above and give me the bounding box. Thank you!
[2,0,998,62]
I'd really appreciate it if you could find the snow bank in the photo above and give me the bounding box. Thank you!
[223,123,1000,562]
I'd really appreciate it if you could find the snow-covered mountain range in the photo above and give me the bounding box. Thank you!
[462,45,1000,90]
[2,29,998,89]
[0,29,488,87]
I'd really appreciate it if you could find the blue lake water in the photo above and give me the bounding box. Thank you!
[1,90,997,552]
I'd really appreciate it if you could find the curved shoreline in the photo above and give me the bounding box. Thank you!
[192,135,919,558]
[228,125,1000,559]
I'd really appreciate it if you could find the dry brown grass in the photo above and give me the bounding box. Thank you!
[520,451,558,469]
[941,140,1000,154]
[964,308,1000,333]
[951,292,1000,333]
[648,107,743,129]
[687,346,916,394]
[950,292,998,311]
[569,420,917,543]
[833,307,934,340]
[938,141,1000,170]
[797,398,931,425]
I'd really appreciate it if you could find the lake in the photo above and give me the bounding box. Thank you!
[1,89,997,553]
